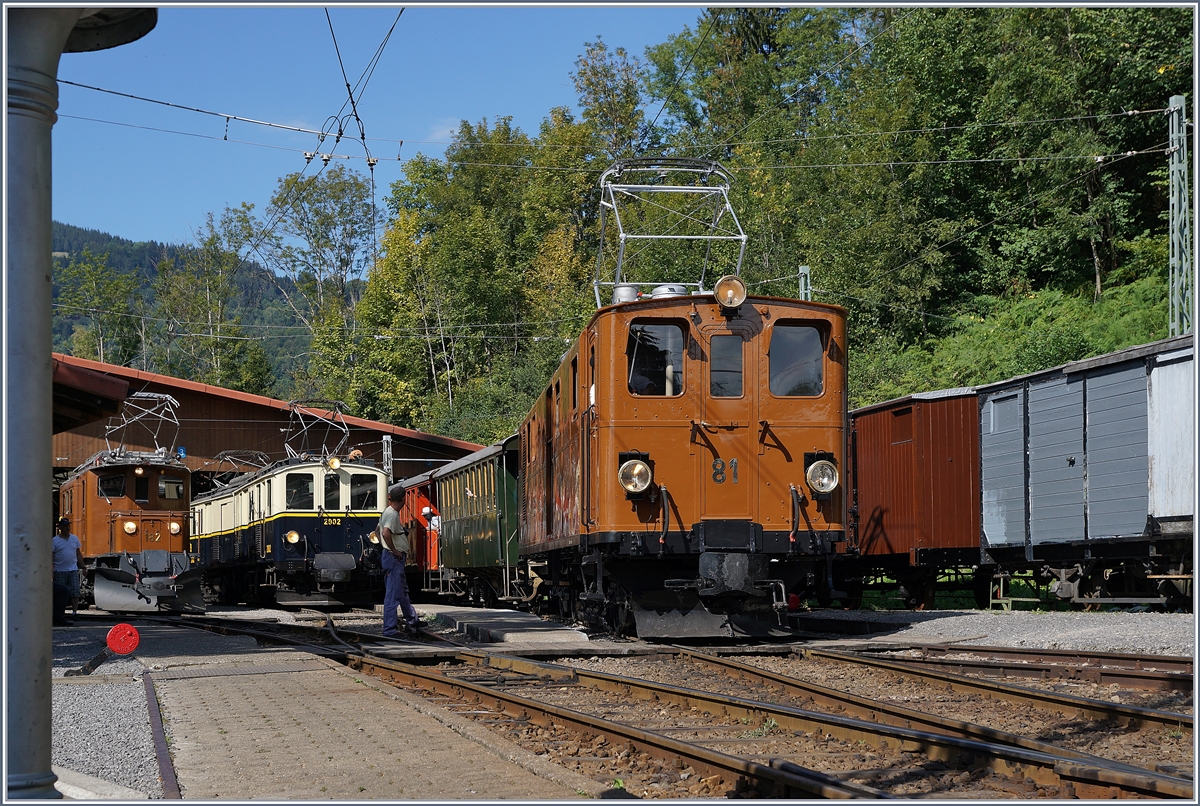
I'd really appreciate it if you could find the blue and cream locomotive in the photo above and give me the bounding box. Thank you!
[191,454,389,606]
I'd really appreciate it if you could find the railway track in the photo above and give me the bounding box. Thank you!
[801,648,1194,731]
[848,643,1193,691]
[94,612,1193,798]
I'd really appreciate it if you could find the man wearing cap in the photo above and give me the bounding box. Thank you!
[53,517,85,617]
[377,485,419,638]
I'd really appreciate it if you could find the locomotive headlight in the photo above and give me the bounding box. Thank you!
[713,275,747,309]
[368,530,380,544]
[134,466,145,476]
[327,457,341,470]
[617,459,653,494]
[285,530,301,544]
[123,521,138,535]
[805,460,839,494]
[168,521,181,535]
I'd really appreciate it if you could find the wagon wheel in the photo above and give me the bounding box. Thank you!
[972,567,997,610]
[1072,576,1104,611]
[604,582,636,636]
[899,572,937,611]
[839,577,864,611]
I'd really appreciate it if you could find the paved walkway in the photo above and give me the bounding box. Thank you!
[155,661,583,799]
[59,623,605,799]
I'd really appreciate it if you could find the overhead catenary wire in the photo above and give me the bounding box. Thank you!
[57,78,1168,154]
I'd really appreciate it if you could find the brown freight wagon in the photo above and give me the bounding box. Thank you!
[849,388,981,608]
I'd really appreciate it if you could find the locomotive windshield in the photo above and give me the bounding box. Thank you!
[627,321,684,396]
[324,474,341,510]
[769,323,824,396]
[286,472,314,510]
[159,476,185,500]
[710,335,744,397]
[97,474,125,499]
[350,474,378,509]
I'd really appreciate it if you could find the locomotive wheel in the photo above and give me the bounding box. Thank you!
[840,578,864,610]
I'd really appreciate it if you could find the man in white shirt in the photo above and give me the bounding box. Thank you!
[377,486,419,638]
[53,517,84,616]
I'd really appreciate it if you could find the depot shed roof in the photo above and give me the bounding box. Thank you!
[51,354,481,474]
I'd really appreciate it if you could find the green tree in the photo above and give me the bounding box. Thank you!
[249,164,377,399]
[150,208,254,387]
[573,37,648,159]
[55,247,142,365]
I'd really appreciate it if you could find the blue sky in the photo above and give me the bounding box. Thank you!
[53,5,705,245]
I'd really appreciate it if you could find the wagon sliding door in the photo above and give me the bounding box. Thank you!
[981,389,1025,548]
[1027,376,1085,545]
[1084,364,1149,539]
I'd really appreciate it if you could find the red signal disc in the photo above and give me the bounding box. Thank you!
[106,623,140,655]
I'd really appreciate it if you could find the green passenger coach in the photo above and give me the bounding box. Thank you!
[431,435,521,605]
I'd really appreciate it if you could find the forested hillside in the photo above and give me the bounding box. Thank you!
[53,7,1192,441]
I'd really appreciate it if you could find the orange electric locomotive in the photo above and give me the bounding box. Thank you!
[56,393,203,612]
[401,160,849,638]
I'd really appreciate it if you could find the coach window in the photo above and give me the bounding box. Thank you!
[769,323,824,396]
[97,474,125,499]
[710,335,744,397]
[324,473,341,510]
[286,472,314,510]
[627,321,685,396]
[350,474,378,510]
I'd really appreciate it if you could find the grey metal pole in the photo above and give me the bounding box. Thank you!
[5,8,83,798]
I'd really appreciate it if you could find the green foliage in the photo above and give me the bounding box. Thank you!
[53,8,1190,436]
[55,247,143,365]
[847,275,1170,408]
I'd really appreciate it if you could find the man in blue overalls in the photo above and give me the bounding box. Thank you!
[377,485,420,638]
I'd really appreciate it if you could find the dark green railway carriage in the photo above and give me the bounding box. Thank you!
[432,435,521,603]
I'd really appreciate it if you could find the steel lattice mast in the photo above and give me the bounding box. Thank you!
[1168,94,1193,337]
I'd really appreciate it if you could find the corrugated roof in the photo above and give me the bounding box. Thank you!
[851,387,976,417]
[52,353,482,453]
[975,334,1194,393]
[52,356,130,433]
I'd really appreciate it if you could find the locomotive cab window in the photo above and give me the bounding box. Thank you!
[350,474,378,510]
[710,334,744,397]
[135,475,150,503]
[324,473,340,510]
[627,321,684,396]
[160,476,185,500]
[286,473,314,510]
[769,323,824,396]
[97,474,125,499]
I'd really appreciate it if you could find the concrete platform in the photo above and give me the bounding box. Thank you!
[416,603,591,646]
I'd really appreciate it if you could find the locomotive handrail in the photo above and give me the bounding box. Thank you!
[789,485,802,548]
[659,485,670,555]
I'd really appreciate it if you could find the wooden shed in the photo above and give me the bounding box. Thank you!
[51,354,481,486]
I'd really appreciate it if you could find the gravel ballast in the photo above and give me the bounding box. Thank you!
[800,608,1196,657]
[52,627,163,798]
